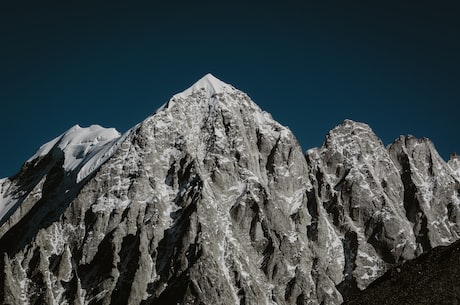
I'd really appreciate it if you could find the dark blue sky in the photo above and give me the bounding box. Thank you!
[1,1,459,178]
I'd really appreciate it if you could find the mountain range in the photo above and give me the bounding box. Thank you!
[0,74,459,305]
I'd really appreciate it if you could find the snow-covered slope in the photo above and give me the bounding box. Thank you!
[0,74,459,305]
[27,124,122,183]
[0,124,127,227]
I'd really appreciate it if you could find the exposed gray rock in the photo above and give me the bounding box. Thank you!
[0,74,458,305]
[388,136,460,250]
[306,122,460,297]
[449,153,460,180]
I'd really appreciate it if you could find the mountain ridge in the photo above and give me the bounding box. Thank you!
[0,74,459,305]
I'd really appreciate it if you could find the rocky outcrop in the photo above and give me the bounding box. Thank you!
[0,74,458,305]
[343,239,460,305]
[388,136,460,250]
[306,123,460,298]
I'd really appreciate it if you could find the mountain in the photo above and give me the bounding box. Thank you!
[0,74,459,305]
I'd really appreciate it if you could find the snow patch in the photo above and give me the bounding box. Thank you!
[440,237,451,244]
[358,250,378,263]
[325,218,344,270]
[48,223,66,255]
[419,178,435,208]
[451,191,460,207]
[18,261,31,305]
[286,262,297,278]
[285,231,298,243]
[278,188,305,214]
[92,194,131,214]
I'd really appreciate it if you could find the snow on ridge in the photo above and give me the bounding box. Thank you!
[27,135,62,163]
[76,129,130,183]
[27,124,123,182]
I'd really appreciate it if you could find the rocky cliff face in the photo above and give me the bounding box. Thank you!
[306,122,460,298]
[0,74,459,305]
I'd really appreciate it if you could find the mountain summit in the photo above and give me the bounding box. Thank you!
[174,73,233,98]
[0,75,459,305]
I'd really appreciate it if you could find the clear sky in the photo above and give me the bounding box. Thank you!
[1,1,459,178]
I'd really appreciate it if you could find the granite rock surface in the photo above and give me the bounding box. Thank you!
[0,74,458,305]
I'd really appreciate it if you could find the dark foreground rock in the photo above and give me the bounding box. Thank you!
[343,239,460,305]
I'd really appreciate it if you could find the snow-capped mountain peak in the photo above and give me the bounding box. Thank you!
[27,124,123,183]
[28,125,120,162]
[173,73,235,100]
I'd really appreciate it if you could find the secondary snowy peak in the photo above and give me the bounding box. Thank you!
[0,124,126,233]
[173,73,235,100]
[27,124,123,182]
